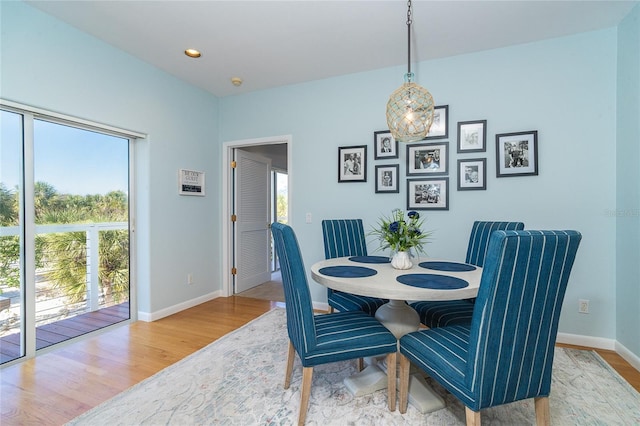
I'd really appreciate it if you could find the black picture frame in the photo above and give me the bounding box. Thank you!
[426,105,449,139]
[457,120,487,153]
[496,131,538,177]
[406,142,449,176]
[374,130,398,159]
[457,158,487,191]
[375,164,399,193]
[407,178,449,210]
[338,145,367,182]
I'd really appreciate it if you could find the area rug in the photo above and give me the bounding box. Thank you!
[68,308,640,425]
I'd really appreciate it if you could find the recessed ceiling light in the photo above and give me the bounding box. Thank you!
[231,77,243,86]
[184,49,201,58]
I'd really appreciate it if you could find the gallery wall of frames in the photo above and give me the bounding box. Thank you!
[338,104,538,211]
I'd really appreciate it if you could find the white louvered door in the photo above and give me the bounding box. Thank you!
[233,149,272,293]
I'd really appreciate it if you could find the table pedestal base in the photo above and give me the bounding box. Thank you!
[404,372,446,413]
[343,357,446,414]
[374,299,420,339]
[344,363,387,397]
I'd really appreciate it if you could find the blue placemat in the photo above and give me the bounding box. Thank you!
[419,261,476,272]
[396,273,469,289]
[319,266,378,278]
[348,256,391,264]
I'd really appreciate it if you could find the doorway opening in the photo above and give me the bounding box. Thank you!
[221,136,291,300]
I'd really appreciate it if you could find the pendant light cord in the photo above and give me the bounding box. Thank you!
[406,0,413,79]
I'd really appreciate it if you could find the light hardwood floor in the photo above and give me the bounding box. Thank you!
[1,295,638,426]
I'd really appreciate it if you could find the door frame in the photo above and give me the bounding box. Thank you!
[221,135,292,297]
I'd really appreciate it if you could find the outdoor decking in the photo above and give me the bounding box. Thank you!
[0,302,129,364]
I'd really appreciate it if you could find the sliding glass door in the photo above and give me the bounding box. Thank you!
[0,108,132,364]
[0,110,25,363]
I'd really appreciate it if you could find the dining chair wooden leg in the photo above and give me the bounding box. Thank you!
[534,397,550,426]
[398,353,411,414]
[284,340,295,389]
[357,357,364,372]
[386,351,397,412]
[465,407,481,425]
[298,367,314,426]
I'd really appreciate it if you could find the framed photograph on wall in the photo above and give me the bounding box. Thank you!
[375,164,399,193]
[179,169,205,196]
[338,145,367,182]
[457,120,487,153]
[426,105,449,139]
[406,142,448,176]
[374,130,398,159]
[457,158,486,191]
[496,130,538,177]
[407,177,449,210]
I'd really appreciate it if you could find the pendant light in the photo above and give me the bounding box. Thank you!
[386,0,435,143]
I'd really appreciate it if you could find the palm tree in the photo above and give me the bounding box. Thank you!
[40,190,129,305]
[0,183,17,226]
[0,184,19,290]
[0,182,130,305]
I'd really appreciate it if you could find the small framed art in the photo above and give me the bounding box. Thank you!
[374,130,398,159]
[457,120,487,153]
[457,158,486,191]
[338,145,367,182]
[407,178,449,210]
[496,130,538,177]
[179,169,205,196]
[375,164,399,193]
[406,142,448,176]
[426,105,449,139]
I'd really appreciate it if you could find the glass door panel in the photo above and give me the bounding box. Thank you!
[31,119,130,351]
[0,110,24,363]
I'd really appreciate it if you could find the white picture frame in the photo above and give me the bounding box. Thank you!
[179,169,205,196]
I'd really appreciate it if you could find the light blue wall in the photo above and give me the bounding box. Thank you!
[2,1,637,357]
[221,29,620,341]
[616,4,640,355]
[1,2,221,315]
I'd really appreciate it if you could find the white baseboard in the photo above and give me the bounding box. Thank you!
[556,332,616,350]
[556,333,640,373]
[137,290,221,322]
[137,298,640,374]
[615,341,640,372]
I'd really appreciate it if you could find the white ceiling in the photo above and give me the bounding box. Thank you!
[26,0,638,98]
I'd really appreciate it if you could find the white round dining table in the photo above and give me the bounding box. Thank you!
[310,255,483,338]
[310,255,483,413]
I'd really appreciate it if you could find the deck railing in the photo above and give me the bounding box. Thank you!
[0,222,129,335]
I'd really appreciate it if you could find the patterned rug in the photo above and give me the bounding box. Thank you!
[68,308,640,425]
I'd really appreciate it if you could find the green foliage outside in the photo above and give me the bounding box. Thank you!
[0,182,129,304]
[276,193,288,224]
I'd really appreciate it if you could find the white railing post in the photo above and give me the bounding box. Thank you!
[86,226,101,311]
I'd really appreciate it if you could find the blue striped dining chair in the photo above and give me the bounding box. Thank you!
[399,230,582,425]
[271,222,398,425]
[322,219,387,315]
[410,221,524,328]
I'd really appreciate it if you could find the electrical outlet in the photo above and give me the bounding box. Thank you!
[578,299,589,314]
[187,273,193,285]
